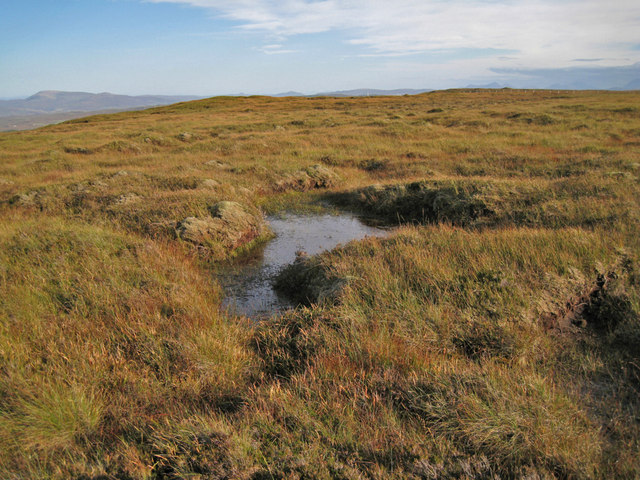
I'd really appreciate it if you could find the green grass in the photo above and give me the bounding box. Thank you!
[0,89,639,478]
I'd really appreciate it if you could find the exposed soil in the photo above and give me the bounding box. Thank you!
[542,270,624,333]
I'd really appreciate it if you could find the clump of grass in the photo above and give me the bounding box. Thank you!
[148,420,239,479]
[0,216,256,476]
[0,382,102,454]
[273,251,348,306]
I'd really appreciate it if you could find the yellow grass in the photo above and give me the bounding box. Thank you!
[0,89,639,478]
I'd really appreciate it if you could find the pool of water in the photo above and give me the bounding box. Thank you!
[217,212,388,318]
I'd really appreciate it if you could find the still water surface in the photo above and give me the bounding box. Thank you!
[217,213,387,318]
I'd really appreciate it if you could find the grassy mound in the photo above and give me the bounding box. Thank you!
[336,176,637,229]
[176,200,270,259]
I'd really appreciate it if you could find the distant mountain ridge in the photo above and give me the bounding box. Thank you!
[465,82,507,89]
[0,90,202,117]
[274,88,433,97]
[4,82,638,132]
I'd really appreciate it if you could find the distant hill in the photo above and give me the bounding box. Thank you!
[620,78,640,90]
[273,91,306,97]
[465,82,506,89]
[0,91,205,131]
[272,88,432,97]
[0,91,202,117]
[548,81,598,90]
[313,88,432,97]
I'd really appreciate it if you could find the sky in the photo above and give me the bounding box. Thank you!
[1,0,639,97]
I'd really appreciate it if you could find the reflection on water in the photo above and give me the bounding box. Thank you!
[217,213,387,318]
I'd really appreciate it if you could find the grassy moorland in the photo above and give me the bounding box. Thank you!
[0,89,639,479]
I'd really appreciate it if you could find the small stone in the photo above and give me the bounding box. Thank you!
[200,179,220,188]
[114,193,140,205]
[205,160,229,169]
[10,190,42,207]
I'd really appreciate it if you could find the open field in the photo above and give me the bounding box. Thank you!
[1,89,639,479]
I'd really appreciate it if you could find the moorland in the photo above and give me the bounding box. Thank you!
[0,89,639,478]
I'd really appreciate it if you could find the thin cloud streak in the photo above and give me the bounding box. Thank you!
[147,0,640,69]
[260,44,298,55]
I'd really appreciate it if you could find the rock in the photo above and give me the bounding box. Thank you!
[114,193,141,205]
[64,146,93,154]
[205,160,229,169]
[176,201,267,251]
[177,132,193,141]
[200,179,220,189]
[10,190,43,208]
[69,182,89,193]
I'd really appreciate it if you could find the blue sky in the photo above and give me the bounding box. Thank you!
[1,0,639,97]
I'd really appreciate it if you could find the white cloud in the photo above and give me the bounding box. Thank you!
[259,43,297,54]
[147,0,640,68]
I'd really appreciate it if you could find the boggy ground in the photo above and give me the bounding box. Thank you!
[0,89,639,478]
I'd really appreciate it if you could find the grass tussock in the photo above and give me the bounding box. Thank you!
[0,217,255,477]
[0,89,639,478]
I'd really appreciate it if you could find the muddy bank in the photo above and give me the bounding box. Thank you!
[330,178,630,229]
[543,260,636,336]
[351,180,492,226]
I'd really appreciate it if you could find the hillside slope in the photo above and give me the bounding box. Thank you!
[0,90,639,479]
